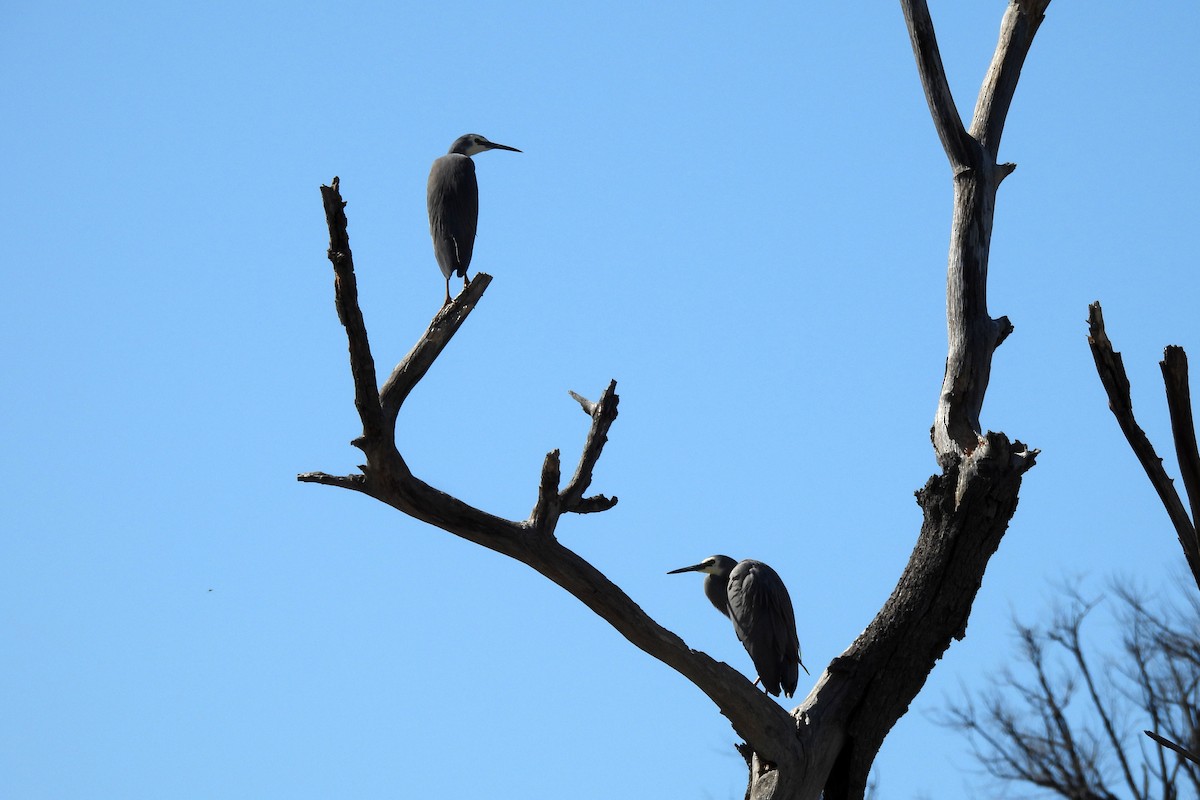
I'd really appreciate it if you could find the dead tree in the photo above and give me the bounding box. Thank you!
[941,582,1200,798]
[299,2,1048,797]
[1087,303,1200,595]
[1087,306,1200,768]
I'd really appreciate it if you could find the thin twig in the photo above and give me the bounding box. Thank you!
[1145,730,1200,767]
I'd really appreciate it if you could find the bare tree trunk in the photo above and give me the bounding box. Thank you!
[301,2,1050,796]
[764,3,1043,794]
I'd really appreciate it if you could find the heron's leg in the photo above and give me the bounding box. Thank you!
[443,277,452,307]
[463,274,471,290]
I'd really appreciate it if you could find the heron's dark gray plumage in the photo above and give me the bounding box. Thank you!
[668,555,808,698]
[427,133,521,305]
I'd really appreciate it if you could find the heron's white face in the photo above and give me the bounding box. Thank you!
[667,555,733,576]
[461,135,492,156]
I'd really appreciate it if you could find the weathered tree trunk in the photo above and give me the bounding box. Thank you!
[301,3,1050,797]
[747,4,1045,795]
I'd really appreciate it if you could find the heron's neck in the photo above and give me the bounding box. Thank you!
[703,574,730,617]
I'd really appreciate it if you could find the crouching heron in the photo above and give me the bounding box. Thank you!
[668,555,809,698]
[427,133,521,306]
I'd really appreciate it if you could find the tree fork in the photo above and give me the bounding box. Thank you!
[303,2,1050,794]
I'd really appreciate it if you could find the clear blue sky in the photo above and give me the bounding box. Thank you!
[3,2,1198,797]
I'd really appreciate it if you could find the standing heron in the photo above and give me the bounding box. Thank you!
[668,555,808,698]
[427,133,521,306]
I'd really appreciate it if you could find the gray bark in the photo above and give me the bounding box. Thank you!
[301,2,1050,796]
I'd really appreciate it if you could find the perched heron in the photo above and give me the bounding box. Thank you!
[426,133,521,306]
[668,555,809,698]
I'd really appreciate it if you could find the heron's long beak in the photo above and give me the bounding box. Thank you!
[485,142,522,153]
[666,563,706,575]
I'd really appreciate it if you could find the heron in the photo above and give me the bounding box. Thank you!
[668,555,809,698]
[427,133,521,306]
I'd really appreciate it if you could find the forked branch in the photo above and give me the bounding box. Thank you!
[902,0,1044,462]
[776,6,1045,797]
[304,1,1054,786]
[298,177,804,773]
[301,178,620,541]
